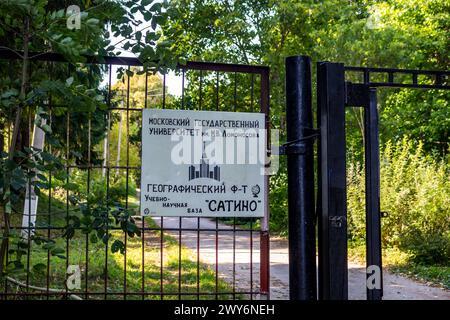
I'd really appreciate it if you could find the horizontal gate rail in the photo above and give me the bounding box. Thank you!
[0,49,269,73]
[345,66,450,90]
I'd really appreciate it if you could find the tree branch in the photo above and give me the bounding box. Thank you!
[5,276,82,300]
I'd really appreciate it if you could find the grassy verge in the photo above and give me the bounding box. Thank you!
[4,195,235,300]
[348,243,450,290]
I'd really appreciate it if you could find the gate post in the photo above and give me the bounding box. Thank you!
[317,61,348,300]
[285,56,317,300]
[260,67,271,299]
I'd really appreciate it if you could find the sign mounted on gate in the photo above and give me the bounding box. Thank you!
[140,108,266,217]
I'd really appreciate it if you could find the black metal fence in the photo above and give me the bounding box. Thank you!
[284,55,449,301]
[0,51,270,300]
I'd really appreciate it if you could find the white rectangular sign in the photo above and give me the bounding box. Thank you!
[140,108,266,217]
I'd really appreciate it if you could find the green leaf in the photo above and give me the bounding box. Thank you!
[150,2,162,12]
[33,263,47,274]
[42,241,56,250]
[40,152,55,163]
[135,31,142,41]
[90,233,98,244]
[126,69,134,77]
[50,247,65,256]
[143,11,152,21]
[1,89,18,98]
[86,18,99,26]
[41,124,52,133]
[111,239,124,254]
[70,150,83,159]
[17,241,29,249]
[10,180,24,191]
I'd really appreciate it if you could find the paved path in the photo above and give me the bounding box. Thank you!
[152,217,450,300]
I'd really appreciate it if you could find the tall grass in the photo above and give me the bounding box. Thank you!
[348,137,450,265]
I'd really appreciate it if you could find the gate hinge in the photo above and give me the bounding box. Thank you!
[278,129,320,155]
[329,216,346,228]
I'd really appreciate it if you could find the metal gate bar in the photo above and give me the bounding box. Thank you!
[363,88,383,300]
[285,56,317,300]
[316,61,348,300]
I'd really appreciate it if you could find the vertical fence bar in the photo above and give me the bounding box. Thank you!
[25,106,32,299]
[249,219,253,300]
[123,66,131,300]
[197,71,202,299]
[160,216,164,300]
[65,112,70,299]
[259,67,270,298]
[233,71,237,300]
[285,56,317,300]
[199,70,203,110]
[46,107,52,299]
[364,88,383,300]
[317,61,348,300]
[142,70,148,300]
[250,73,255,300]
[178,217,182,300]
[104,64,112,300]
[162,74,166,109]
[3,99,12,299]
[197,217,200,299]
[86,114,91,299]
[178,69,185,300]
[215,71,219,300]
[215,218,219,300]
[160,72,166,300]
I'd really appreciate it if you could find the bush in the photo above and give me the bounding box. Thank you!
[269,159,288,235]
[89,174,137,203]
[57,170,137,204]
[347,137,450,265]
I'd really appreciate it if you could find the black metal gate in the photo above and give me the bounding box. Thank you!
[285,55,449,300]
[0,50,270,300]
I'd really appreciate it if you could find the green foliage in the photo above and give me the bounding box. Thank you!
[382,89,450,154]
[268,158,288,235]
[162,0,449,154]
[60,169,137,204]
[347,137,450,265]
[391,263,450,289]
[0,0,178,278]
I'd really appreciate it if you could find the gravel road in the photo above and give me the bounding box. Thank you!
[152,217,450,300]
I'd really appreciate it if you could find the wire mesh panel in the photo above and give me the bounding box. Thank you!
[0,53,270,300]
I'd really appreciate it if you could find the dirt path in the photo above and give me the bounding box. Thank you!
[153,217,450,300]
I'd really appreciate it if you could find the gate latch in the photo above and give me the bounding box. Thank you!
[279,143,306,155]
